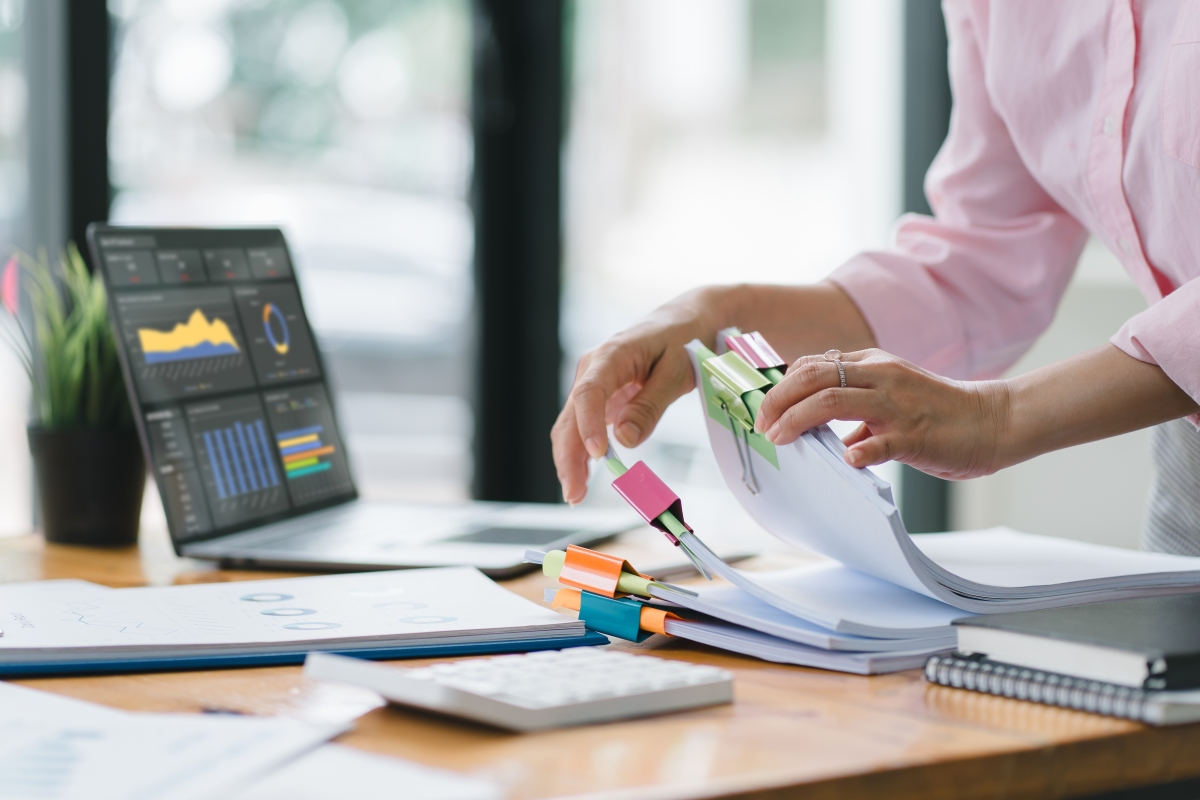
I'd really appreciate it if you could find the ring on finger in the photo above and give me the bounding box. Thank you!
[823,349,847,388]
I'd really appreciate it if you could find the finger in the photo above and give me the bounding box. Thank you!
[845,433,903,468]
[754,355,842,434]
[551,399,592,504]
[841,422,872,447]
[614,351,695,447]
[605,381,643,425]
[764,387,892,445]
[572,344,652,459]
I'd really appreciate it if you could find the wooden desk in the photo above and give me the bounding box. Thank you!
[4,527,1200,800]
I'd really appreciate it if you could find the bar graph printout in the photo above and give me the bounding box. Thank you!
[0,682,344,800]
[186,394,291,528]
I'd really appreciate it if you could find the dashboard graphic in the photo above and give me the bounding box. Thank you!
[263,303,289,354]
[186,394,291,528]
[95,230,358,542]
[138,309,241,363]
[114,287,256,403]
[234,285,320,384]
[265,385,354,506]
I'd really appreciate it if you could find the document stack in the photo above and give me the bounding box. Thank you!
[534,331,1200,675]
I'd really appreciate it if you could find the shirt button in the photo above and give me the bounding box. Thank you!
[1119,237,1135,255]
[1104,115,1117,137]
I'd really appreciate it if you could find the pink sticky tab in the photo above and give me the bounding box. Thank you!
[726,331,786,370]
[611,461,690,534]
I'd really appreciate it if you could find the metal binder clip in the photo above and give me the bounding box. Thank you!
[721,401,760,495]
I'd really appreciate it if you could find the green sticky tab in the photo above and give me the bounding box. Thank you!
[694,345,778,469]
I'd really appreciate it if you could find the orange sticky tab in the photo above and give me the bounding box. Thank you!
[558,545,651,599]
[552,588,582,611]
[638,606,679,637]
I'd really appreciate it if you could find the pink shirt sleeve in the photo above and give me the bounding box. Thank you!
[829,4,1088,380]
[1111,276,1200,409]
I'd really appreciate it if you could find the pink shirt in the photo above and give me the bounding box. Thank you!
[831,0,1200,411]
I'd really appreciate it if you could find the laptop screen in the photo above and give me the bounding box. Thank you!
[89,226,358,544]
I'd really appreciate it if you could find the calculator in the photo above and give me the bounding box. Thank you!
[304,648,733,732]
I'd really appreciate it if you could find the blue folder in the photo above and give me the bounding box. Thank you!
[0,631,610,678]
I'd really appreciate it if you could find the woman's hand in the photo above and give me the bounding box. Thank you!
[754,349,1011,480]
[552,282,878,503]
[753,344,1200,480]
[552,289,717,504]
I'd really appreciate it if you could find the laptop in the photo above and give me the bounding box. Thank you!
[88,224,635,578]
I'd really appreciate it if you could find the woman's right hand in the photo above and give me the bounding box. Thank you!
[551,281,877,503]
[551,287,721,504]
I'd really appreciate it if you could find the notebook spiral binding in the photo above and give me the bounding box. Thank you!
[924,654,1152,722]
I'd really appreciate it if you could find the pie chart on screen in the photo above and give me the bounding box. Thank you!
[262,302,290,355]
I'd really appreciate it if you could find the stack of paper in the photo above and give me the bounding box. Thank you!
[0,569,593,675]
[610,342,1200,674]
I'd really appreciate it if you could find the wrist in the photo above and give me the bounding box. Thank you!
[982,377,1030,473]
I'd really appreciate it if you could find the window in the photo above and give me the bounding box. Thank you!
[108,0,475,504]
[564,0,903,550]
[0,0,27,536]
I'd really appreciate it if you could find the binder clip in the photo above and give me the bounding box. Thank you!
[526,546,680,643]
[548,588,678,643]
[611,461,692,545]
[602,453,710,578]
[724,331,787,385]
[701,350,771,495]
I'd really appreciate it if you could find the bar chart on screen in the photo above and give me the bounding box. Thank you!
[265,385,355,506]
[186,394,291,527]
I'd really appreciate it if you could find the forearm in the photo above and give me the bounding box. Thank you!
[994,345,1200,470]
[695,281,877,361]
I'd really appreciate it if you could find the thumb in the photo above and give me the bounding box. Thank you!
[844,432,897,468]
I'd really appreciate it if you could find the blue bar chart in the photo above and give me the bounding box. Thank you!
[186,393,291,527]
[201,420,280,499]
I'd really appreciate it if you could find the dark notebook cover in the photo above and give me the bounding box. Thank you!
[955,592,1200,690]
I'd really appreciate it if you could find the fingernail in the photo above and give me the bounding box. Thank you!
[765,424,779,443]
[753,417,765,433]
[616,421,641,446]
[585,438,605,459]
[847,449,863,466]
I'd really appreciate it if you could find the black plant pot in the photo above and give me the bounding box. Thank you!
[27,427,146,547]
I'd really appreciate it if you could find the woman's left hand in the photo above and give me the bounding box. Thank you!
[753,349,1011,480]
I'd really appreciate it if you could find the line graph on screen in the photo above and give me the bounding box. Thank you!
[137,309,241,364]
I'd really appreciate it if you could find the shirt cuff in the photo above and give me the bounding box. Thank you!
[1111,276,1200,426]
[828,252,972,378]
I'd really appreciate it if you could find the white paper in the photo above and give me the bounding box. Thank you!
[0,683,345,800]
[664,619,943,675]
[653,562,960,645]
[0,567,581,664]
[230,745,500,800]
[686,341,1200,612]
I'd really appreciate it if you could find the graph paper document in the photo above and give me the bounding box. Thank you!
[0,568,587,672]
[0,683,344,800]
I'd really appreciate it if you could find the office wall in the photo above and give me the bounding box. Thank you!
[951,240,1152,550]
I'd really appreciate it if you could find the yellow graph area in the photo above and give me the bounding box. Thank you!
[138,309,240,355]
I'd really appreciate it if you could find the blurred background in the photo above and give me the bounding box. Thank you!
[0,0,1153,555]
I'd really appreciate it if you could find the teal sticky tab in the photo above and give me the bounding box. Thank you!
[577,592,653,643]
[694,345,779,469]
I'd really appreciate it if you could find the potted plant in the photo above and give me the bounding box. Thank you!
[1,245,144,546]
